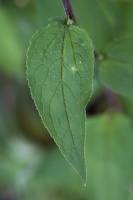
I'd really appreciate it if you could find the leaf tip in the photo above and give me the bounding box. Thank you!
[80,165,87,186]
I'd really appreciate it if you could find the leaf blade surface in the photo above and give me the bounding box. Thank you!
[26,22,94,185]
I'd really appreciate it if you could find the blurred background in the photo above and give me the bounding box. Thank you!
[0,0,133,199]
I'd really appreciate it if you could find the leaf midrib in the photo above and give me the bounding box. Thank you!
[61,26,80,160]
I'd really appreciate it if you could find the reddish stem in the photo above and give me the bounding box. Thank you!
[61,0,77,24]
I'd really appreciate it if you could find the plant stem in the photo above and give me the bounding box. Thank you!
[61,0,77,24]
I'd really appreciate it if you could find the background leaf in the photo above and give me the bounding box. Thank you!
[86,114,133,200]
[99,35,133,99]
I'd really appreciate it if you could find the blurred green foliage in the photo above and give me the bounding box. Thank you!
[0,0,133,200]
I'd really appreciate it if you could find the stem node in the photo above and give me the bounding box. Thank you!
[61,0,77,25]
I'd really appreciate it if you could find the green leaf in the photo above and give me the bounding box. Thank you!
[99,36,133,99]
[26,21,94,185]
[86,114,133,200]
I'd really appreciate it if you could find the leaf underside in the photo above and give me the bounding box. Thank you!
[26,21,94,185]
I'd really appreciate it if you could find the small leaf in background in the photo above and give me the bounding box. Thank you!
[99,35,133,99]
[26,21,94,185]
[86,114,133,200]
